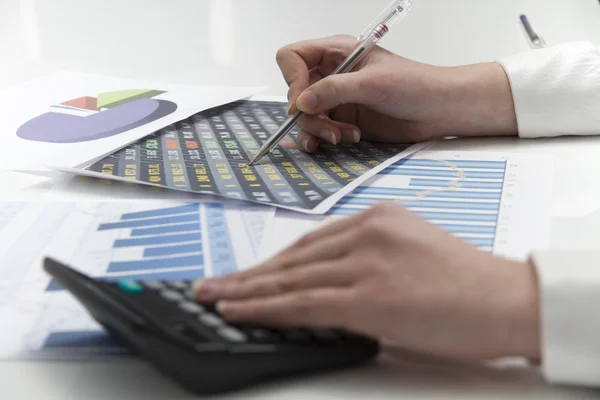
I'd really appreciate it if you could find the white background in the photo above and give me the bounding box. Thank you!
[0,71,261,169]
[1,0,600,399]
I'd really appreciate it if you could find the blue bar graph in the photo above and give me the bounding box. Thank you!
[329,208,497,222]
[463,238,495,248]
[144,242,203,257]
[326,207,366,216]
[43,331,129,354]
[46,203,237,293]
[409,179,503,190]
[108,254,204,273]
[102,268,205,282]
[104,204,234,277]
[113,233,201,248]
[131,223,201,237]
[98,213,199,231]
[46,279,63,292]
[329,158,508,251]
[120,204,199,220]
[49,269,207,290]
[414,211,498,223]
[353,187,501,200]
[337,197,499,211]
[400,200,499,211]
[396,159,506,170]
[383,168,505,180]
[437,224,497,235]
[206,204,238,277]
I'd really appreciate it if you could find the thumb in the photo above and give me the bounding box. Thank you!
[295,73,366,115]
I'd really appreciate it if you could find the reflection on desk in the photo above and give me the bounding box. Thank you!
[2,348,597,400]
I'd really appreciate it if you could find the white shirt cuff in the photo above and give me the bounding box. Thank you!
[498,42,600,138]
[532,250,600,386]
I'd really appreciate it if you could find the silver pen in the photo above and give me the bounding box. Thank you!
[520,14,547,49]
[249,0,418,166]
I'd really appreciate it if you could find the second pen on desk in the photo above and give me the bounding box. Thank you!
[520,14,547,49]
[249,0,419,166]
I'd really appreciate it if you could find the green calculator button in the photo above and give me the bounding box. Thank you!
[117,280,144,294]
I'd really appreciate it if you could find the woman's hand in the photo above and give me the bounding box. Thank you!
[277,35,518,152]
[195,203,540,361]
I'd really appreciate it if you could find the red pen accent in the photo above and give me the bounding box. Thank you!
[374,24,389,39]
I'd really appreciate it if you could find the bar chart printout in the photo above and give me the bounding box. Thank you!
[330,151,553,260]
[263,151,553,263]
[0,201,269,358]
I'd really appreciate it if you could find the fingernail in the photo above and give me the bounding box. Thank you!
[192,280,204,293]
[287,103,294,116]
[296,90,318,113]
[321,130,337,145]
[302,138,310,152]
[342,130,360,144]
[193,280,216,298]
[216,301,230,316]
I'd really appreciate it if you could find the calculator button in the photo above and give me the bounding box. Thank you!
[310,329,338,342]
[248,328,275,341]
[160,289,184,302]
[337,331,361,341]
[171,323,207,344]
[204,304,218,314]
[198,314,224,328]
[283,329,310,342]
[169,281,188,290]
[142,281,165,290]
[183,289,196,300]
[179,301,205,314]
[218,327,247,343]
[117,280,144,294]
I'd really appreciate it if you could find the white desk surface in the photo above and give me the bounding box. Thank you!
[1,0,600,398]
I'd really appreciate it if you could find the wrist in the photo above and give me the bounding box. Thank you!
[441,62,518,137]
[496,259,542,360]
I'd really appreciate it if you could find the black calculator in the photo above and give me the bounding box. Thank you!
[43,257,380,395]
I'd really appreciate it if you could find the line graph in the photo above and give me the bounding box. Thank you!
[330,157,507,252]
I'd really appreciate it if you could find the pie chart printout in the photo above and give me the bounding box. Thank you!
[17,89,177,144]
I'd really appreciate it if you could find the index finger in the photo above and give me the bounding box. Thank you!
[276,36,357,114]
[217,288,354,328]
[213,210,369,283]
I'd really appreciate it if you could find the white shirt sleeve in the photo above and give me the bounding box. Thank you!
[498,42,600,138]
[499,43,600,387]
[531,251,600,387]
